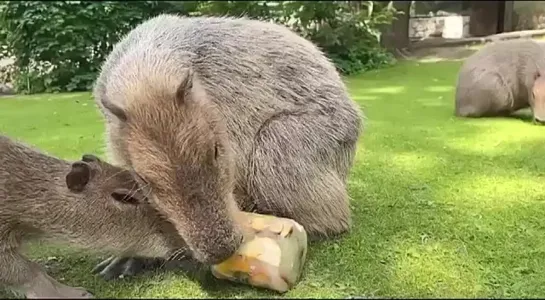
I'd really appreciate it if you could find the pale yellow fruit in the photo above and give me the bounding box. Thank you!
[211,212,308,293]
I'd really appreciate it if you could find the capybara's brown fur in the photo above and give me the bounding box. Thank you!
[0,134,184,298]
[455,39,545,121]
[93,15,363,275]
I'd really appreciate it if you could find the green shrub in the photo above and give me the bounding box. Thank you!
[288,1,397,75]
[0,1,398,94]
[0,1,194,94]
[198,1,398,75]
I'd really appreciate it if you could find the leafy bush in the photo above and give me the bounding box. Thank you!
[0,1,195,94]
[0,1,397,94]
[280,1,398,75]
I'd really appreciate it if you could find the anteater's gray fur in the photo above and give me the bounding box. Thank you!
[455,39,545,119]
[92,14,363,275]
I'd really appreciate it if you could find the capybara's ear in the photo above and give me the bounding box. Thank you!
[101,97,127,122]
[110,188,147,205]
[66,161,92,192]
[175,67,194,105]
[81,154,101,163]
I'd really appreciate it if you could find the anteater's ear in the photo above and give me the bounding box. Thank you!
[66,161,92,192]
[111,188,147,205]
[81,154,101,163]
[101,98,127,122]
[175,68,194,105]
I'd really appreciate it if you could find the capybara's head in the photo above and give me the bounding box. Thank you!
[100,68,242,264]
[532,72,545,124]
[65,154,185,258]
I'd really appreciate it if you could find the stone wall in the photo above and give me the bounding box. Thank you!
[409,15,470,39]
[0,58,15,95]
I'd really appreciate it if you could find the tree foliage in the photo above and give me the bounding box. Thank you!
[0,1,398,94]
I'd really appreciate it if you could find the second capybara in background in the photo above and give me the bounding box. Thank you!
[92,14,363,277]
[455,39,545,122]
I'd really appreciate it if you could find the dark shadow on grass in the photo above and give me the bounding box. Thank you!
[508,109,535,123]
[153,258,283,298]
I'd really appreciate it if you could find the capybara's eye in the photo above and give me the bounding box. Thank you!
[214,143,219,160]
[111,192,139,205]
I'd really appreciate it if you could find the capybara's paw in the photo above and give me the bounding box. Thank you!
[66,287,94,299]
[25,286,93,299]
[92,256,164,280]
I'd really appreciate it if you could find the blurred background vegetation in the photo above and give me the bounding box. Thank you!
[0,1,400,94]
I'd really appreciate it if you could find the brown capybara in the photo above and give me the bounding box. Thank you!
[92,14,363,278]
[455,39,545,122]
[0,134,185,298]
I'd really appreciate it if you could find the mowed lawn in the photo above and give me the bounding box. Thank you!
[1,60,545,298]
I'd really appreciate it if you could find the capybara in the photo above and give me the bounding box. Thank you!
[455,39,545,122]
[0,134,185,298]
[92,14,363,278]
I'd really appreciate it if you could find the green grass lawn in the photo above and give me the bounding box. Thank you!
[2,60,545,298]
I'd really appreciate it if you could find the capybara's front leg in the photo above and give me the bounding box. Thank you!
[92,256,166,280]
[92,252,196,281]
[0,249,93,299]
